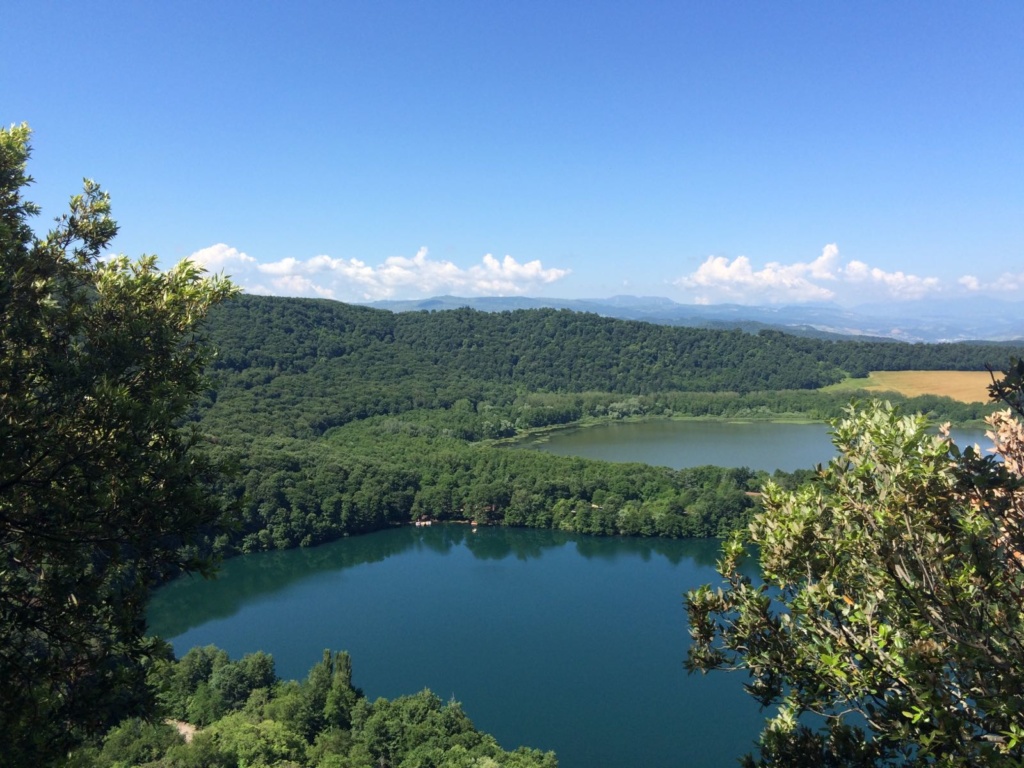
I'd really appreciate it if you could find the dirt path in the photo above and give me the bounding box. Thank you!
[167,719,197,743]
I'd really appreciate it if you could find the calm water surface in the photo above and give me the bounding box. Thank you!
[516,419,990,472]
[150,526,765,768]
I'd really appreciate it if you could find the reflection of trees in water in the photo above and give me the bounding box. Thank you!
[148,525,745,639]
[461,526,573,561]
[414,521,469,553]
[149,527,425,637]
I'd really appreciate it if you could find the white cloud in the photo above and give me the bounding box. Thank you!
[843,261,940,299]
[675,244,945,304]
[959,275,981,291]
[958,271,1023,294]
[258,257,302,276]
[270,274,336,298]
[376,247,465,293]
[187,241,1016,305]
[676,244,841,303]
[186,243,256,271]
[808,243,841,279]
[467,253,570,294]
[183,244,571,301]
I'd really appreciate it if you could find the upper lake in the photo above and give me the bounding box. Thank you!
[515,418,991,472]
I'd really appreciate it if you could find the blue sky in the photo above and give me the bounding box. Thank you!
[4,1,1022,305]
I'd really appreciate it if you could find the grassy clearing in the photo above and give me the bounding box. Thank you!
[823,370,993,403]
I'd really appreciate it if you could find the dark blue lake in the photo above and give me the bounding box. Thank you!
[149,526,765,768]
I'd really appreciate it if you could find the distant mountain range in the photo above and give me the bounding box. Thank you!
[365,295,1024,343]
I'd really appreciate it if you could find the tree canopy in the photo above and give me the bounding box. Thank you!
[686,369,1024,766]
[0,124,237,764]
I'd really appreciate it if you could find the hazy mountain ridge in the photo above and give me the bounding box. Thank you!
[365,295,1024,343]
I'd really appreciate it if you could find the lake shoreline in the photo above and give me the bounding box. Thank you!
[487,411,824,448]
[500,415,993,475]
[493,408,990,450]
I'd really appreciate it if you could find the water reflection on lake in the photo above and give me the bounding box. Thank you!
[149,526,764,768]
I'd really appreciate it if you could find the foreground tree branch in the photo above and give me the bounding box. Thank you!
[686,391,1024,767]
[0,123,238,765]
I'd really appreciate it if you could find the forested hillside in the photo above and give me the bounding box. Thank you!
[186,294,1019,558]
[208,295,1007,399]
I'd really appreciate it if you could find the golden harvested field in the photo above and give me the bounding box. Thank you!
[828,370,993,403]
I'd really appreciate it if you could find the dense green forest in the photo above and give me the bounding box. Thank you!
[186,294,1017,559]
[70,646,556,767]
